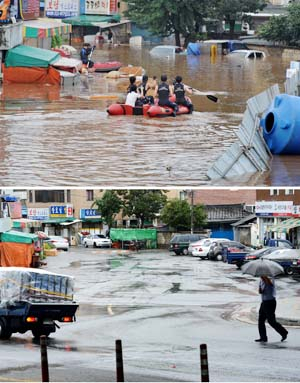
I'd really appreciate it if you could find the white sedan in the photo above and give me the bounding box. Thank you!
[47,236,69,251]
[83,234,112,248]
[189,238,229,259]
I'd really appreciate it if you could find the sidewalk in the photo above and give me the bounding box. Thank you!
[236,298,300,327]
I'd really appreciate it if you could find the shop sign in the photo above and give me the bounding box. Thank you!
[45,0,79,18]
[85,0,110,15]
[28,208,50,220]
[21,0,40,20]
[80,209,101,219]
[256,201,293,216]
[109,0,117,13]
[50,205,73,218]
[8,202,22,219]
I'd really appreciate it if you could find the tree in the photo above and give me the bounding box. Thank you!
[160,199,206,231]
[118,190,167,228]
[92,191,122,228]
[208,0,267,37]
[258,3,300,46]
[123,0,209,46]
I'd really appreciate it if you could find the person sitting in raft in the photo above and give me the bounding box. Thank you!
[138,75,155,105]
[145,75,157,104]
[80,43,94,68]
[127,76,137,93]
[125,85,141,107]
[155,74,178,115]
[173,75,193,114]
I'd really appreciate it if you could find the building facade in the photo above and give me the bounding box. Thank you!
[256,188,300,247]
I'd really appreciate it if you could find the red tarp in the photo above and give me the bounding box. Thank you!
[0,242,34,267]
[2,65,61,85]
[1,82,60,101]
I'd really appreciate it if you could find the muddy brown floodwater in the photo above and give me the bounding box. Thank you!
[0,44,297,187]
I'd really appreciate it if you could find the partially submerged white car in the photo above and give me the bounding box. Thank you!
[149,45,185,56]
[227,49,266,59]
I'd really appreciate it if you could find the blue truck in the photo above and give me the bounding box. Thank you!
[222,248,250,269]
[0,267,79,340]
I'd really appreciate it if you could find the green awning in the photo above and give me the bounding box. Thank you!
[62,14,121,27]
[0,230,38,244]
[270,218,300,233]
[5,45,60,68]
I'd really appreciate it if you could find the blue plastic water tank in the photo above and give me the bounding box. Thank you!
[261,93,300,154]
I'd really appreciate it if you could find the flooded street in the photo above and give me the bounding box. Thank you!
[0,248,299,382]
[0,45,296,186]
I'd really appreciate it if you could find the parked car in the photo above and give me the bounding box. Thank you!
[208,240,252,261]
[291,258,300,275]
[46,235,69,251]
[227,49,266,59]
[262,248,300,275]
[83,234,112,248]
[242,247,279,265]
[266,239,294,248]
[188,238,229,259]
[169,234,208,255]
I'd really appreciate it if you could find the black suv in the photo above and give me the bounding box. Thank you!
[169,234,207,255]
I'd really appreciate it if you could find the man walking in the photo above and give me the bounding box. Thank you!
[255,275,288,342]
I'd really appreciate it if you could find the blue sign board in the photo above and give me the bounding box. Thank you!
[80,209,101,219]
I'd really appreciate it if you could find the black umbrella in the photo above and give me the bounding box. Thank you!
[241,258,284,277]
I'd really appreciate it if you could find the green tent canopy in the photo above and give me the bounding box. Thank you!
[0,230,38,244]
[5,45,60,68]
[62,14,121,27]
[110,228,157,249]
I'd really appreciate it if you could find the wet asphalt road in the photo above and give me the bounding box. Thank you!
[0,247,300,382]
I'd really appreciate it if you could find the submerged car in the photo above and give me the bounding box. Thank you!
[149,45,185,56]
[227,49,266,59]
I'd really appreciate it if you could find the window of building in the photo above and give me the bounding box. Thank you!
[270,189,279,196]
[35,190,65,203]
[29,190,33,203]
[86,190,94,201]
[67,190,71,203]
[285,189,294,195]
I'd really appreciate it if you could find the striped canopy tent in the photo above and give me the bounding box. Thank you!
[23,19,72,38]
[268,218,300,233]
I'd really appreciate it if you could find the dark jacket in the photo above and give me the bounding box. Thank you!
[174,82,185,103]
[158,82,170,104]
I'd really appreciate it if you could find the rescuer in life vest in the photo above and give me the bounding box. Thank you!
[155,74,178,116]
[173,75,194,114]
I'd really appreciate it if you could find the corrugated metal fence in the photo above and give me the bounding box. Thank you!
[207,61,300,182]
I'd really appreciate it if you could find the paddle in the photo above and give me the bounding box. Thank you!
[86,45,96,70]
[188,87,218,103]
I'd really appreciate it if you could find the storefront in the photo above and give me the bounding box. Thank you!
[256,200,300,246]
[79,208,103,235]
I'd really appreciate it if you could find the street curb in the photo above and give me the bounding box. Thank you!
[249,307,300,327]
[234,305,300,327]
